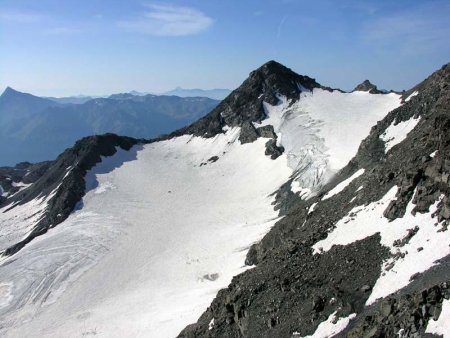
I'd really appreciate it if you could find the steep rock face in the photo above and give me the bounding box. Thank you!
[170,60,328,140]
[178,64,450,337]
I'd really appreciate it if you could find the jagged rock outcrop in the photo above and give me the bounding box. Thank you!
[353,80,384,94]
[178,64,450,337]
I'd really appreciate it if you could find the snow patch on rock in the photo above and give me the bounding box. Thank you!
[322,169,365,201]
[405,91,419,102]
[313,187,450,304]
[380,116,421,153]
[301,311,356,338]
[425,298,450,336]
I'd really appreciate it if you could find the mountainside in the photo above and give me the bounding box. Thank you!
[0,90,218,166]
[0,87,61,123]
[0,61,449,337]
[179,63,450,338]
[164,87,232,100]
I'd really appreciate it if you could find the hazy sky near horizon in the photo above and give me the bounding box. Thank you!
[1,0,449,96]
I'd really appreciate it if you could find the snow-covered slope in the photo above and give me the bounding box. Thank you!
[0,129,292,337]
[260,89,400,197]
[177,62,450,338]
[1,60,448,338]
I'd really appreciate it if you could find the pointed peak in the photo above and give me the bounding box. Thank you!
[353,80,383,94]
[2,86,19,96]
[250,60,300,80]
[255,60,290,72]
[247,60,323,101]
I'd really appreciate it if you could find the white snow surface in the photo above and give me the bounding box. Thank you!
[259,89,400,198]
[308,202,318,215]
[425,298,450,336]
[0,193,52,253]
[313,186,450,304]
[0,185,6,197]
[380,116,421,153]
[0,128,293,338]
[405,91,419,102]
[301,312,356,338]
[322,169,365,200]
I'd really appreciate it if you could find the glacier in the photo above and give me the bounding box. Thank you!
[0,89,403,337]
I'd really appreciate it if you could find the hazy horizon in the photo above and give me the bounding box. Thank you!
[1,0,449,96]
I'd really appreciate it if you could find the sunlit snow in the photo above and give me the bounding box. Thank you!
[0,128,292,337]
[259,89,400,198]
[380,116,421,153]
[322,169,365,200]
[404,91,419,102]
[425,298,450,336]
[299,312,356,338]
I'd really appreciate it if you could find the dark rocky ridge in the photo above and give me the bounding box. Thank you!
[178,64,450,337]
[168,60,331,141]
[0,134,140,256]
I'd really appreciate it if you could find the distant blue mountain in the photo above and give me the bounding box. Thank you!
[164,87,231,100]
[0,88,219,166]
[44,95,94,104]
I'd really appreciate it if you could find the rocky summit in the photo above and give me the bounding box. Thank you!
[0,61,449,338]
[353,79,384,94]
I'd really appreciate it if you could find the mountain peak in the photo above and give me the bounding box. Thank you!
[171,60,326,139]
[1,86,20,97]
[353,79,383,94]
[249,60,322,97]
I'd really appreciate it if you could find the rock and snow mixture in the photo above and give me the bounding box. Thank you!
[260,89,400,199]
[1,61,449,338]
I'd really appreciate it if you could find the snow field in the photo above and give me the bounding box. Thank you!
[259,89,400,198]
[0,128,292,337]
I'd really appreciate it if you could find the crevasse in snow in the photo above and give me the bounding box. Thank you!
[259,89,400,198]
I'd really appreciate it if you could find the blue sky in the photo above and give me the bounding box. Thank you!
[1,0,449,96]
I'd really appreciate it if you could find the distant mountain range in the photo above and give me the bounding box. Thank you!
[163,87,231,100]
[42,87,232,104]
[0,87,219,166]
